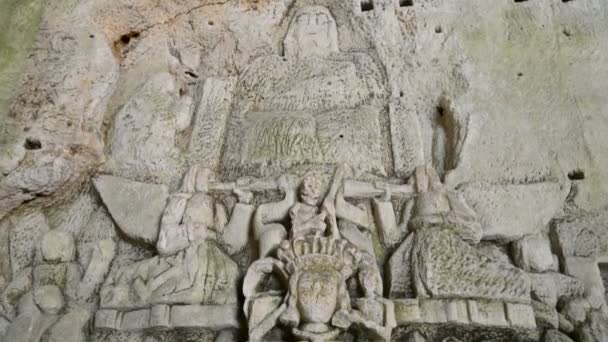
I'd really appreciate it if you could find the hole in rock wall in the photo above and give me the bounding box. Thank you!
[361,0,374,12]
[600,263,608,303]
[119,32,140,46]
[514,0,528,2]
[24,138,42,150]
[568,169,585,180]
[435,26,442,33]
[432,101,460,181]
[399,0,413,7]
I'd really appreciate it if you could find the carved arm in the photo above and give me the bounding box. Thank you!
[222,189,256,255]
[156,193,192,256]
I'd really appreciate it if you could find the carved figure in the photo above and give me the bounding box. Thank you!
[1,230,115,342]
[99,166,253,309]
[387,165,530,302]
[221,5,389,178]
[244,235,395,341]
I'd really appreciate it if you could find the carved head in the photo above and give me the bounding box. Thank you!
[299,174,324,206]
[296,269,340,324]
[283,6,339,58]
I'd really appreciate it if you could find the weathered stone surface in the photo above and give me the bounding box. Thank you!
[544,330,574,342]
[2,0,608,341]
[94,175,168,245]
[513,235,554,273]
[552,210,608,259]
[460,182,567,241]
[563,257,606,308]
[533,301,559,330]
[8,211,49,278]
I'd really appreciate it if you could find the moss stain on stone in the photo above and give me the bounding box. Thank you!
[0,0,44,115]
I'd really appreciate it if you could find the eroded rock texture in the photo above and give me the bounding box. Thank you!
[1,0,608,341]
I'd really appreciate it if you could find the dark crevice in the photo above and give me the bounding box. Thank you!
[399,0,413,7]
[24,138,41,150]
[361,0,374,12]
[568,169,585,180]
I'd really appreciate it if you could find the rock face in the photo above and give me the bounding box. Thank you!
[1,0,608,341]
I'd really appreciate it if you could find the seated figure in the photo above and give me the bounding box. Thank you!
[221,5,389,179]
[386,165,530,302]
[100,166,254,309]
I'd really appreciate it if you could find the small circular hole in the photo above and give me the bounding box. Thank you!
[208,20,214,26]
[517,72,523,77]
[339,134,344,138]
[435,26,442,34]
[120,35,130,44]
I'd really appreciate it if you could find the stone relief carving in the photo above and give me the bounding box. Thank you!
[1,1,607,342]
[99,166,248,310]
[221,5,390,179]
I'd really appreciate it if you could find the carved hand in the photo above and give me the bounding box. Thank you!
[277,174,291,193]
[374,181,392,202]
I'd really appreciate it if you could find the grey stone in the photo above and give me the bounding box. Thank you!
[532,301,559,330]
[563,257,606,308]
[544,329,574,342]
[561,297,591,327]
[94,175,168,245]
[460,182,567,241]
[8,211,50,278]
[512,235,554,273]
[505,302,536,329]
[40,230,76,263]
[552,210,608,259]
[576,310,608,342]
[3,0,608,340]
[468,300,508,327]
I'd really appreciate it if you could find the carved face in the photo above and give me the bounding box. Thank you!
[296,270,340,324]
[300,175,323,206]
[284,6,339,58]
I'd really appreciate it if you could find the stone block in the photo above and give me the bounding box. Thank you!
[505,302,536,329]
[512,235,554,272]
[170,304,239,330]
[468,300,508,327]
[419,299,447,323]
[120,308,150,331]
[150,304,170,328]
[393,299,421,324]
[94,309,120,330]
[446,299,469,324]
